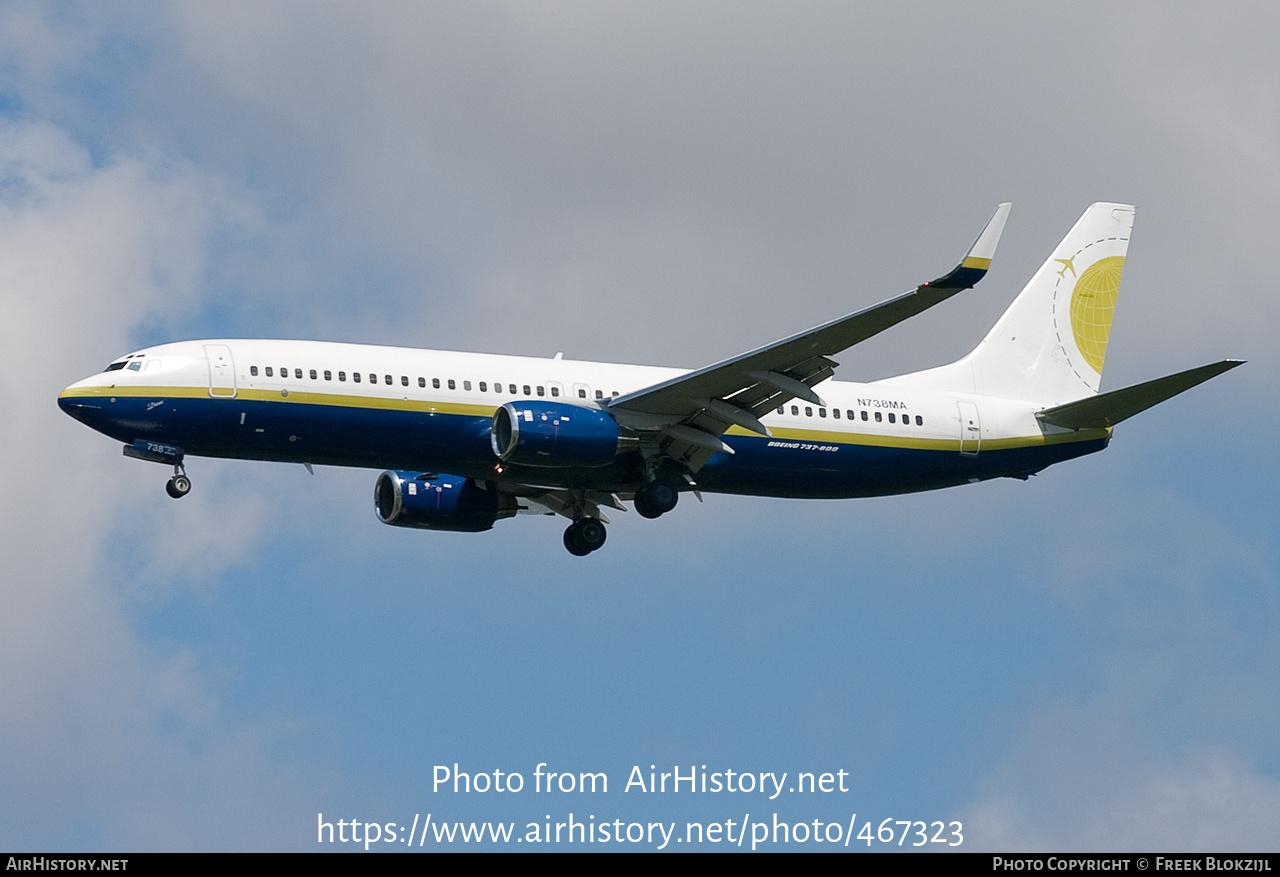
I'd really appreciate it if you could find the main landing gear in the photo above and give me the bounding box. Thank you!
[563,518,607,556]
[633,480,678,519]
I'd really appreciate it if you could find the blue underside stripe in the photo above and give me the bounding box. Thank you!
[62,395,1109,499]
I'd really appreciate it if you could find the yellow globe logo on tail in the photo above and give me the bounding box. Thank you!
[1069,256,1125,373]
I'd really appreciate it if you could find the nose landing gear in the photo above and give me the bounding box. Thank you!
[123,439,191,499]
[166,466,192,499]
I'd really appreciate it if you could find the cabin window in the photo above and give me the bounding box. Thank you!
[791,405,799,415]
[819,408,827,418]
[401,376,408,387]
[805,406,813,417]
[338,371,346,382]
[281,366,287,377]
[550,386,560,397]
[889,413,896,423]
[509,384,517,394]
[832,408,840,419]
[310,369,317,380]
[265,367,273,377]
[523,385,531,395]
[448,379,456,390]
[353,372,361,383]
[250,366,258,376]
[479,381,487,392]
[915,415,923,426]
[536,386,545,397]
[595,390,603,399]
[324,370,332,380]
[462,380,470,391]
[860,410,868,421]
[875,411,882,422]
[579,389,587,399]
[777,407,784,414]
[848,410,856,420]
[294,368,302,379]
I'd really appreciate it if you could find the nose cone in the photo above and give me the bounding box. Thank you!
[59,383,101,425]
[58,377,120,436]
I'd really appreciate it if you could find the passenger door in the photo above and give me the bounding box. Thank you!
[205,344,236,398]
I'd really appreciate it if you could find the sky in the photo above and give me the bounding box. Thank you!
[2,1,1277,852]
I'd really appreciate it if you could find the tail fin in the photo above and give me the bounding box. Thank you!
[886,203,1135,407]
[972,202,1134,405]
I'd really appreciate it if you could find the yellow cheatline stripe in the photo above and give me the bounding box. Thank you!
[748,424,956,450]
[729,423,1108,451]
[64,384,1109,451]
[61,385,209,400]
[59,384,497,417]
[982,429,1110,449]
[961,256,992,270]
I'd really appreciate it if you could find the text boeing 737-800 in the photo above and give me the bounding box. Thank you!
[59,203,1240,555]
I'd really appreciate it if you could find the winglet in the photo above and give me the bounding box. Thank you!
[927,202,1012,290]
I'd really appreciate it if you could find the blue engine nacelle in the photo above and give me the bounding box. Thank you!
[490,400,621,468]
[374,471,514,532]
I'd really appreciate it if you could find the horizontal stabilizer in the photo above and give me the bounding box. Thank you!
[1036,360,1244,430]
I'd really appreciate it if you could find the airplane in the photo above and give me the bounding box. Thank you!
[59,202,1241,555]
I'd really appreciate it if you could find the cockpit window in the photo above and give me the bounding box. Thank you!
[104,361,127,372]
[126,361,142,371]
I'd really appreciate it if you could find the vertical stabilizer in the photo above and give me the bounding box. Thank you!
[885,203,1135,407]
[969,202,1134,405]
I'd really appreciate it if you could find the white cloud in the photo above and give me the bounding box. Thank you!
[0,116,326,849]
[958,484,1280,852]
[964,726,1280,851]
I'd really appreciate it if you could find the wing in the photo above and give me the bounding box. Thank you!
[606,203,1012,471]
[504,484,627,523]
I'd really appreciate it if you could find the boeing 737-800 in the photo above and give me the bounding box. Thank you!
[59,203,1240,555]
